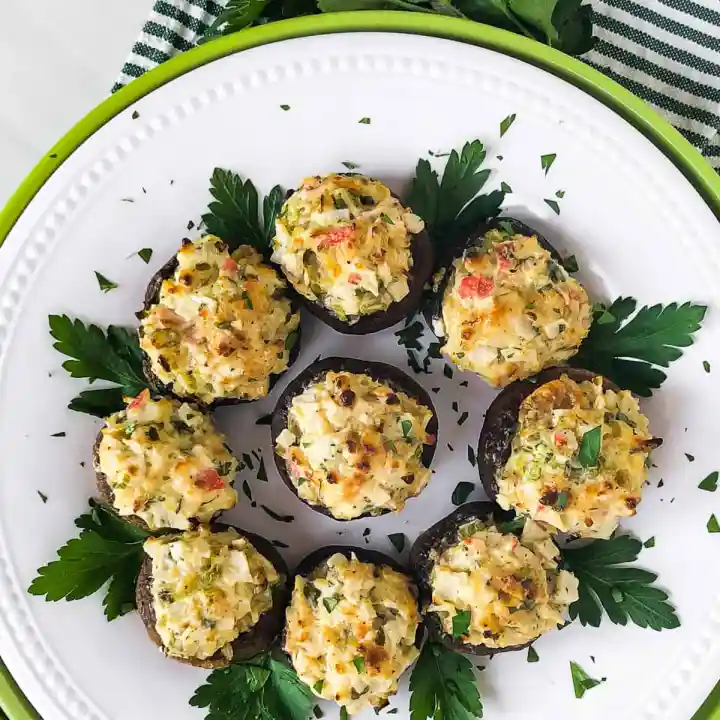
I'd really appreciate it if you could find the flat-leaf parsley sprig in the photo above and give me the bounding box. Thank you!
[562,534,680,631]
[571,297,706,397]
[190,651,315,720]
[409,641,483,720]
[49,314,149,417]
[29,499,152,621]
[202,168,284,256]
[406,140,505,261]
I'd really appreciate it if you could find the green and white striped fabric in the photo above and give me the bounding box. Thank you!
[112,0,720,171]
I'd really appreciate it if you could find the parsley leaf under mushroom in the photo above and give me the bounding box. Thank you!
[571,298,707,397]
[28,500,151,621]
[562,534,679,630]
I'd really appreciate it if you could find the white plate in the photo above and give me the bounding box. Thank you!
[0,31,718,720]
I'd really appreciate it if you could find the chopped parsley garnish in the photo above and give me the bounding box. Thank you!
[341,161,358,170]
[241,480,253,503]
[444,364,454,379]
[451,610,471,639]
[37,491,48,503]
[352,657,366,672]
[51,431,66,437]
[380,213,394,224]
[643,537,655,549]
[708,514,720,533]
[570,661,603,699]
[136,248,153,264]
[256,457,268,482]
[500,181,512,193]
[452,401,459,412]
[313,705,323,718]
[272,539,289,548]
[703,360,711,373]
[400,419,413,438]
[451,482,475,506]
[409,642,482,720]
[556,189,566,198]
[340,708,349,720]
[684,453,695,462]
[540,153,557,175]
[527,646,539,663]
[457,412,469,426]
[94,272,118,293]
[388,533,406,553]
[562,534,679,630]
[242,452,254,471]
[499,113,516,137]
[562,254,579,273]
[313,680,324,694]
[571,298,706,396]
[577,426,601,467]
[260,505,294,523]
[358,117,371,124]
[285,330,299,352]
[323,597,339,613]
[395,321,424,350]
[280,104,290,111]
[544,198,560,215]
[255,414,272,425]
[187,220,195,230]
[467,446,476,467]
[699,471,718,492]
[131,110,140,120]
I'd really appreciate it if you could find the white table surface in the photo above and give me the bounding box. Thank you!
[0,0,150,210]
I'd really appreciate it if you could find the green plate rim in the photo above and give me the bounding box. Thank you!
[0,12,717,720]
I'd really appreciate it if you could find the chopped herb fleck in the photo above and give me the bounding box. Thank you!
[131,110,140,120]
[427,342,442,358]
[51,432,66,438]
[459,380,469,387]
[341,161,359,170]
[37,491,48,503]
[562,255,579,273]
[255,414,272,426]
[94,272,118,293]
[570,661,603,699]
[120,198,134,203]
[451,610,471,638]
[467,446,476,467]
[703,360,711,373]
[340,708,349,720]
[358,117,371,124]
[313,680,324,694]
[499,113,516,137]
[137,248,153,264]
[457,412,469,426]
[280,104,290,111]
[643,536,655,548]
[541,153,557,175]
[380,213,394,224]
[707,515,719,533]
[500,181,512,193]
[242,453,254,471]
[256,458,268,482]
[352,657,366,673]
[699,471,718,492]
[556,189,566,198]
[388,533,406,553]
[400,419,413,438]
[187,220,195,230]
[443,364,454,379]
[431,387,440,393]
[544,199,561,215]
[260,504,293,523]
[685,453,695,462]
[452,401,459,412]
[395,321,424,350]
[313,705,323,718]
[527,646,539,663]
[242,480,253,502]
[577,426,601,467]
[363,528,371,537]
[272,539,290,549]
[447,443,454,452]
[452,481,475,506]
[323,597,339,613]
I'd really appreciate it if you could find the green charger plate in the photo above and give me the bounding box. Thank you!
[0,12,718,720]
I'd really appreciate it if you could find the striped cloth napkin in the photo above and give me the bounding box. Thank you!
[117,0,718,173]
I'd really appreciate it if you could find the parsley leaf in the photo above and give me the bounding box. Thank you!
[571,298,707,396]
[708,514,720,533]
[190,652,314,720]
[409,642,483,720]
[499,113,516,137]
[202,168,283,255]
[406,140,505,256]
[562,535,680,630]
[136,248,153,264]
[570,661,603,699]
[199,0,270,42]
[28,500,150,620]
[388,533,406,553]
[452,610,471,639]
[527,646,539,663]
[395,320,425,350]
[49,315,147,416]
[94,272,118,293]
[540,153,557,175]
[577,426,601,467]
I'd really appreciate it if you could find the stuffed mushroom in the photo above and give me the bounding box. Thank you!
[410,502,578,655]
[139,235,301,407]
[284,547,421,714]
[271,174,432,334]
[137,524,288,667]
[477,367,659,539]
[426,217,591,386]
[271,357,438,520]
[93,390,238,531]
